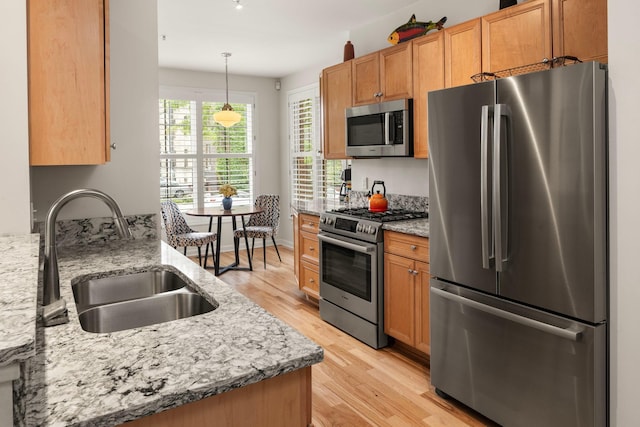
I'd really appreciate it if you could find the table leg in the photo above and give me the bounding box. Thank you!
[241,215,253,271]
[232,216,240,265]
[215,216,223,276]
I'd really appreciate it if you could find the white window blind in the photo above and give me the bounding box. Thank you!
[160,87,254,210]
[289,85,344,204]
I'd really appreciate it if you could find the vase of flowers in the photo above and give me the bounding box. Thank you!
[219,184,237,210]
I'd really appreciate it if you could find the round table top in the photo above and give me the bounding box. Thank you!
[185,205,263,217]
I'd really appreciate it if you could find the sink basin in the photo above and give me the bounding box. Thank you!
[77,289,215,333]
[72,266,217,333]
[72,267,189,312]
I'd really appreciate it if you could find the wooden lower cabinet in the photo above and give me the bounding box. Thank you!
[294,213,320,300]
[122,367,312,427]
[383,231,430,354]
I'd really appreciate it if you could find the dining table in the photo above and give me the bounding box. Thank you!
[185,205,263,276]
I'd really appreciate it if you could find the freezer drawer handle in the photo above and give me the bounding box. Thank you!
[431,287,583,341]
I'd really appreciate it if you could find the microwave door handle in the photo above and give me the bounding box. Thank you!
[384,112,393,145]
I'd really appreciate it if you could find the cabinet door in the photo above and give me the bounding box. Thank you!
[379,43,413,102]
[300,231,319,264]
[481,0,552,74]
[384,253,416,346]
[352,52,380,106]
[552,0,607,63]
[28,0,110,165]
[321,61,352,159]
[444,18,482,88]
[413,32,444,159]
[414,261,431,355]
[300,261,319,300]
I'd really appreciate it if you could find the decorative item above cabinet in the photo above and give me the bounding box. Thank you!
[28,0,111,166]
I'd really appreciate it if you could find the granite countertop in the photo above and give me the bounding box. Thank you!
[22,238,323,427]
[382,218,429,238]
[0,234,40,367]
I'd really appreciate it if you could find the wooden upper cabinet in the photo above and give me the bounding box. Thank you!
[481,0,552,74]
[444,18,482,88]
[412,31,445,158]
[552,0,608,63]
[352,43,412,106]
[321,61,352,159]
[28,0,110,166]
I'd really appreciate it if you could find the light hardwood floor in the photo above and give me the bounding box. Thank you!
[192,246,496,427]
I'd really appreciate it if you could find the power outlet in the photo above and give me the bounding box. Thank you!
[362,177,368,190]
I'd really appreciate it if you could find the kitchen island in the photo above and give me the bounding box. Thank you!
[3,227,323,426]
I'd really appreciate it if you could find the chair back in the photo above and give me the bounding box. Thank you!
[160,201,193,245]
[247,194,280,234]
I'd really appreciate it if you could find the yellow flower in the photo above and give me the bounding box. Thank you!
[219,183,237,198]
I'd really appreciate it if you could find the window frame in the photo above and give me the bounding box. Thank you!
[159,85,256,217]
[288,84,346,207]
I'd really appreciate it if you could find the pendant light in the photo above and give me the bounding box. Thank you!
[213,52,241,128]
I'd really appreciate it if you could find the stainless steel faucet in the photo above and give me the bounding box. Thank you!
[42,189,132,326]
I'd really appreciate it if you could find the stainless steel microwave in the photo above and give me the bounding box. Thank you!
[345,99,413,158]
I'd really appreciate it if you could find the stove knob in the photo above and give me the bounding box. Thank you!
[319,217,325,224]
[367,225,375,234]
[329,217,335,225]
[356,223,362,233]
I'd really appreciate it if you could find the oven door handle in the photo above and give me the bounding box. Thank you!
[318,233,375,253]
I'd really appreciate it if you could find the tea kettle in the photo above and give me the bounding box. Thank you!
[368,180,388,212]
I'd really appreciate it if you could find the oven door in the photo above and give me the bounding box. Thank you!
[318,232,380,323]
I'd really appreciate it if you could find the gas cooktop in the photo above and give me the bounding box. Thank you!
[329,207,428,223]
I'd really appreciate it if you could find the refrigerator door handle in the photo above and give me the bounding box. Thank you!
[493,104,511,272]
[481,105,494,269]
[431,287,583,341]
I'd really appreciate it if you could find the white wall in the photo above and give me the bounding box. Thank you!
[159,68,284,249]
[608,0,640,424]
[30,0,160,224]
[0,0,31,234]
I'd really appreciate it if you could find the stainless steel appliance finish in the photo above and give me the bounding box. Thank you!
[428,62,608,427]
[346,99,413,157]
[318,208,428,349]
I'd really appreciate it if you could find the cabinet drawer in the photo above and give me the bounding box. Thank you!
[300,231,319,264]
[384,231,429,262]
[299,214,319,234]
[300,261,320,299]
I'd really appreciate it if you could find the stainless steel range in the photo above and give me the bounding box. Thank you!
[318,207,428,349]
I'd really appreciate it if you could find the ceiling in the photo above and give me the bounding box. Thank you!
[157,0,421,78]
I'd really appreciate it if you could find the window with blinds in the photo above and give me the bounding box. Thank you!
[159,87,254,210]
[289,86,345,204]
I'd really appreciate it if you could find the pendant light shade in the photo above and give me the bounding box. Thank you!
[214,52,241,128]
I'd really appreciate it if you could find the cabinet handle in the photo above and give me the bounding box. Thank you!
[309,247,315,251]
[110,143,117,150]
[309,278,315,283]
[410,245,417,250]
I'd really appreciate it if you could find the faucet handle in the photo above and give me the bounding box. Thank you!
[42,299,69,326]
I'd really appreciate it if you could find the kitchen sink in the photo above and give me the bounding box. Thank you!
[71,266,217,333]
[77,289,216,333]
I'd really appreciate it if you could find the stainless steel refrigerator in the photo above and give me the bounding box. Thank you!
[427,61,608,427]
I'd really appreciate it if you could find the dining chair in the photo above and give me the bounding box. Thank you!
[160,201,217,268]
[233,194,282,269]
